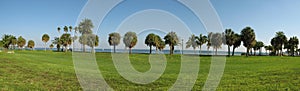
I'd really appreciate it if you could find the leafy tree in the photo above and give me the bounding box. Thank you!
[164,31,179,55]
[288,36,299,56]
[108,32,121,53]
[145,33,157,54]
[241,27,256,57]
[207,32,213,55]
[186,34,198,53]
[42,34,50,51]
[157,40,165,51]
[11,36,17,49]
[17,36,26,49]
[210,33,223,55]
[27,40,35,50]
[1,34,15,49]
[232,33,241,56]
[271,31,287,56]
[197,34,208,54]
[78,18,94,52]
[49,44,54,50]
[60,33,72,52]
[151,35,165,52]
[69,26,73,32]
[63,26,69,33]
[123,32,137,54]
[224,29,235,56]
[264,45,274,55]
[52,37,62,52]
[253,41,264,56]
[83,34,99,53]
[57,27,61,33]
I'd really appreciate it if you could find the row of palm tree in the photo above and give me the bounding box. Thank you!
[0,35,35,50]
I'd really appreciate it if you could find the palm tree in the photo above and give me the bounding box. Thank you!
[69,26,73,32]
[123,32,138,54]
[288,36,299,56]
[63,26,69,33]
[145,33,157,54]
[154,35,163,52]
[27,40,35,50]
[52,37,61,52]
[224,29,235,56]
[207,32,213,55]
[17,36,26,50]
[1,34,15,50]
[197,34,208,55]
[108,32,121,53]
[49,44,54,50]
[264,45,274,55]
[57,27,61,33]
[85,34,99,53]
[60,34,72,52]
[42,34,50,51]
[232,34,241,56]
[210,33,223,55]
[78,18,94,52]
[164,31,179,55]
[271,31,287,56]
[11,37,17,49]
[240,27,256,57]
[186,34,198,54]
[253,41,264,56]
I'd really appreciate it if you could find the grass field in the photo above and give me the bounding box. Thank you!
[0,51,300,90]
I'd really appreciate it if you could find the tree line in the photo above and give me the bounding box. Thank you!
[1,19,299,56]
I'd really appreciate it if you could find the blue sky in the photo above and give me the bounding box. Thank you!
[1,0,300,52]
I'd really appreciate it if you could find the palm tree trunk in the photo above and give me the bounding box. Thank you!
[246,48,249,57]
[113,45,116,53]
[228,45,230,57]
[199,45,202,55]
[129,48,132,54]
[83,44,86,52]
[170,45,172,55]
[232,47,235,56]
[45,43,47,51]
[150,45,152,54]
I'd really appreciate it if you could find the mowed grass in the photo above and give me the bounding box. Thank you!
[0,51,300,90]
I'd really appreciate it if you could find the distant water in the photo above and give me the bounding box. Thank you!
[34,48,245,56]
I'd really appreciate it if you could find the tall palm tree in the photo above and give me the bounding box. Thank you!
[271,31,287,56]
[207,32,213,55]
[27,40,35,50]
[108,32,121,53]
[17,36,26,50]
[60,34,72,52]
[288,36,299,56]
[253,41,264,56]
[42,34,50,51]
[224,29,235,56]
[57,27,61,33]
[78,18,94,52]
[240,27,256,57]
[63,26,69,33]
[186,34,199,54]
[232,33,241,56]
[210,33,223,55]
[86,34,99,53]
[69,26,73,32]
[123,32,138,54]
[164,31,179,55]
[145,33,157,54]
[197,34,208,55]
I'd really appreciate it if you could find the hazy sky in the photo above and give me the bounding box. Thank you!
[1,0,300,52]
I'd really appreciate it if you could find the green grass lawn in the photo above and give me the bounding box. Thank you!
[0,51,300,90]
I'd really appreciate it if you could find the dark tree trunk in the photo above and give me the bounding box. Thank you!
[150,45,152,54]
[246,48,249,57]
[232,47,236,56]
[129,48,132,54]
[228,45,231,57]
[113,45,116,53]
